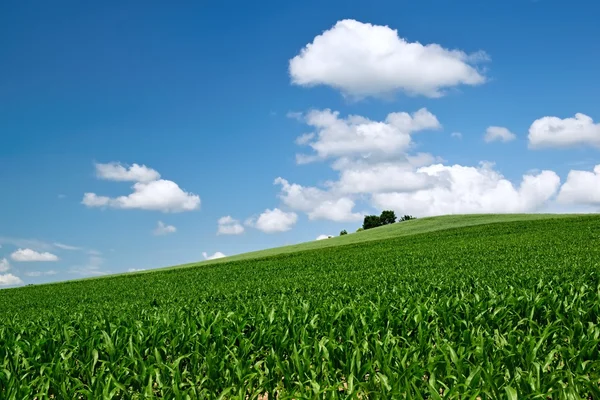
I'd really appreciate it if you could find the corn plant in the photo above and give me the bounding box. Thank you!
[1,216,600,398]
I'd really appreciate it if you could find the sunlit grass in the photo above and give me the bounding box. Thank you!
[1,215,599,398]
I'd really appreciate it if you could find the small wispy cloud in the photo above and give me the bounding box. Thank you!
[25,270,57,277]
[153,221,177,236]
[53,242,81,251]
[69,255,107,276]
[11,248,59,262]
[0,237,54,251]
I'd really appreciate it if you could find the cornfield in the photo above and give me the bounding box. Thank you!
[1,216,600,398]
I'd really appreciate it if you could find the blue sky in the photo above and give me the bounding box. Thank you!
[1,0,599,286]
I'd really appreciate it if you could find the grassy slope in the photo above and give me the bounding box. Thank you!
[171,213,578,269]
[2,215,600,396]
[21,213,586,284]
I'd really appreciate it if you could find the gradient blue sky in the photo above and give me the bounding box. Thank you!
[1,0,599,286]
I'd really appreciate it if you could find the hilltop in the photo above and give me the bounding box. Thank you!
[173,213,577,268]
[1,214,599,398]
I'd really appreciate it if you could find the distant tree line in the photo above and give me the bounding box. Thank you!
[361,210,416,231]
[334,211,417,237]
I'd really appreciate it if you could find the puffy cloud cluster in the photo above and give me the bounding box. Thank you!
[289,19,488,98]
[0,257,23,287]
[529,113,600,149]
[294,108,441,162]
[0,273,22,286]
[275,178,362,222]
[0,258,9,272]
[217,216,245,235]
[246,208,298,233]
[11,248,59,262]
[83,162,200,213]
[275,106,582,221]
[371,163,561,216]
[557,165,600,206]
[484,126,516,143]
[95,162,160,182]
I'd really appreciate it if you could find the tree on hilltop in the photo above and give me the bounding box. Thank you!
[362,215,381,230]
[379,210,397,225]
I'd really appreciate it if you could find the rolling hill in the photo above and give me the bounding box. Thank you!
[1,213,599,398]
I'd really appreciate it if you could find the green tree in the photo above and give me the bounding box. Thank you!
[379,210,397,225]
[400,215,416,222]
[362,215,381,230]
[340,230,348,236]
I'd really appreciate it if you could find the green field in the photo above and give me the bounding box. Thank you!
[1,214,600,398]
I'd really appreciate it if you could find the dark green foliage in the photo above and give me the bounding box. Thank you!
[340,230,348,236]
[400,214,416,222]
[362,215,381,230]
[379,210,397,225]
[1,216,600,398]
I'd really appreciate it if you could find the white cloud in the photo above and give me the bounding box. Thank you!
[308,198,363,222]
[316,234,333,240]
[217,216,245,235]
[278,107,565,223]
[202,251,226,260]
[0,258,10,272]
[247,208,298,233]
[484,126,516,143]
[25,270,57,277]
[0,274,23,286]
[451,132,462,139]
[275,178,362,222]
[295,108,441,162]
[84,162,200,213]
[53,242,81,250]
[371,163,560,217]
[528,113,600,149]
[11,248,59,262]
[557,165,600,205]
[333,160,438,194]
[88,249,102,256]
[83,179,200,213]
[81,193,111,207]
[95,162,160,182]
[289,19,488,98]
[153,221,177,236]
[127,268,146,272]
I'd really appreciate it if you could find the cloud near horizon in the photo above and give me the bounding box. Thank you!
[270,107,593,222]
[202,251,226,260]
